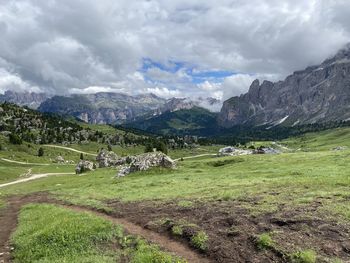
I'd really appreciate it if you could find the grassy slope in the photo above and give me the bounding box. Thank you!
[2,126,350,261]
[1,148,349,221]
[282,126,350,151]
[126,107,218,135]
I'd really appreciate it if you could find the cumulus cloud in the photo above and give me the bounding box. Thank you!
[0,0,349,99]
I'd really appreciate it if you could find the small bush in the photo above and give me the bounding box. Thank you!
[38,147,44,157]
[256,233,274,250]
[191,231,208,251]
[290,250,317,263]
[171,225,183,236]
[9,133,22,145]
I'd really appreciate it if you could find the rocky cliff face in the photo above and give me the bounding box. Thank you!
[218,45,350,127]
[38,92,221,124]
[0,90,49,109]
[39,93,167,124]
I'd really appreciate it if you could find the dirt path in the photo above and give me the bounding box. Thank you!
[0,194,211,263]
[42,145,97,156]
[174,153,217,161]
[67,205,211,263]
[0,173,75,188]
[0,158,50,166]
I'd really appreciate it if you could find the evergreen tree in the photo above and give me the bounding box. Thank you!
[38,147,44,157]
[80,153,84,160]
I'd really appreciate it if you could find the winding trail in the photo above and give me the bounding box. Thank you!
[0,158,50,166]
[42,145,97,156]
[0,173,75,188]
[0,194,211,263]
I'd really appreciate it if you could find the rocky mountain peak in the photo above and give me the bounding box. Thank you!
[218,44,350,127]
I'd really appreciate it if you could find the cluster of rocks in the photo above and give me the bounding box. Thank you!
[117,152,176,177]
[96,149,120,168]
[75,160,96,174]
[218,146,280,156]
[218,147,252,156]
[75,149,176,176]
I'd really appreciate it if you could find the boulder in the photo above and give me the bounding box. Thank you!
[218,146,252,156]
[96,149,119,168]
[117,152,176,177]
[75,160,95,174]
[54,155,65,164]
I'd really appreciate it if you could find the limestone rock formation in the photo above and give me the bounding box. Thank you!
[117,152,176,177]
[75,160,95,174]
[96,149,119,168]
[218,44,350,127]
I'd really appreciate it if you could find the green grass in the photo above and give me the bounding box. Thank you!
[290,250,317,263]
[11,204,121,262]
[190,231,208,251]
[256,233,274,250]
[11,204,186,263]
[1,149,350,223]
[282,127,350,151]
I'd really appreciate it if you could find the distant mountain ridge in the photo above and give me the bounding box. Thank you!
[0,90,49,109]
[218,44,350,127]
[37,92,221,124]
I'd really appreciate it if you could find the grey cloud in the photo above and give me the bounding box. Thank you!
[0,0,349,99]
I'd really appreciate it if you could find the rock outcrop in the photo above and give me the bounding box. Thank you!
[96,149,119,168]
[218,147,252,156]
[0,91,49,109]
[75,160,95,174]
[218,44,350,127]
[117,152,176,177]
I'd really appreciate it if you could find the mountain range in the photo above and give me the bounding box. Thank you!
[2,44,350,134]
[218,44,350,127]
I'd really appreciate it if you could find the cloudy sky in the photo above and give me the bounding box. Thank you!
[0,0,349,101]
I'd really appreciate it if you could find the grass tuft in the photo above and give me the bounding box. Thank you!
[256,233,274,250]
[290,250,317,263]
[191,231,208,251]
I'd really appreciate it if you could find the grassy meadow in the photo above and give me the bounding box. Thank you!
[1,126,350,262]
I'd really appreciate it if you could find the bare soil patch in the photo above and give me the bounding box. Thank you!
[106,198,350,263]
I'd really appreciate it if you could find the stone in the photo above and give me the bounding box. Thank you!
[96,149,119,168]
[75,160,95,174]
[218,146,252,156]
[116,152,176,177]
[54,155,65,164]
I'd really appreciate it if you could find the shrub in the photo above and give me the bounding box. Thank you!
[290,250,317,263]
[9,133,22,145]
[171,225,183,236]
[38,147,44,157]
[191,231,208,251]
[80,153,84,160]
[256,233,274,250]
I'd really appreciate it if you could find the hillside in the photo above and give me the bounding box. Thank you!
[124,107,218,136]
[0,102,146,146]
[218,44,350,127]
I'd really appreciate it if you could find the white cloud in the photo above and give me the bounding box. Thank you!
[0,0,349,99]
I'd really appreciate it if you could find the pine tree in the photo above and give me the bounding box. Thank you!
[38,147,44,157]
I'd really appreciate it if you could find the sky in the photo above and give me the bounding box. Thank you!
[0,0,350,101]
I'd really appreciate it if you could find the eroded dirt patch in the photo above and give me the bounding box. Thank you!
[106,198,350,263]
[0,194,211,263]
